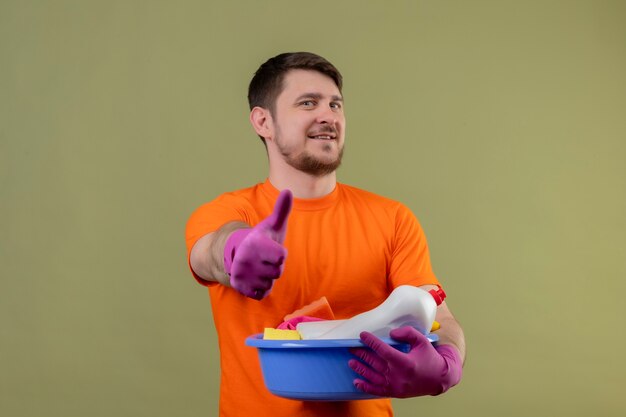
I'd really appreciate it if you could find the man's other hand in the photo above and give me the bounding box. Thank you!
[349,326,462,398]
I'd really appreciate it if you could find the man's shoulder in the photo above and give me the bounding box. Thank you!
[187,183,266,225]
[190,183,265,216]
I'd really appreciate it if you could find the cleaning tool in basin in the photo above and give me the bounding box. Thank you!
[297,285,445,339]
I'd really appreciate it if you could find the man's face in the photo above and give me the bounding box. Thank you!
[269,69,345,176]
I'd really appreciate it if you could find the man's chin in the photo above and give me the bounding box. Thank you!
[289,156,342,177]
[310,140,339,151]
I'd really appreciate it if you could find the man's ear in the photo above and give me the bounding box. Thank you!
[249,107,273,140]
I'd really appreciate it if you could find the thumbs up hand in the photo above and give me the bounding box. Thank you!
[223,190,293,300]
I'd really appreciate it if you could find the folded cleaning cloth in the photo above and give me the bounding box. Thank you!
[277,315,325,330]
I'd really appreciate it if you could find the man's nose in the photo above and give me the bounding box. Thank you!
[316,106,338,125]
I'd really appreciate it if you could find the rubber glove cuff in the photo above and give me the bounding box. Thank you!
[433,344,463,395]
[223,228,252,275]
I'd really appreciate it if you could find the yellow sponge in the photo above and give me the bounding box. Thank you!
[263,328,301,340]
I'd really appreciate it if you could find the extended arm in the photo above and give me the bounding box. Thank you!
[189,221,249,286]
[188,190,293,300]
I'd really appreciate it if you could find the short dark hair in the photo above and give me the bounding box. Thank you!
[248,52,343,115]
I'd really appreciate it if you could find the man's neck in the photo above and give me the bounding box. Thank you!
[268,165,337,199]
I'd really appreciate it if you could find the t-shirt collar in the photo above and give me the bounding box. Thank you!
[260,178,339,211]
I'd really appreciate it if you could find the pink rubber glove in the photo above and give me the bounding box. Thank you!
[348,326,462,397]
[223,190,293,300]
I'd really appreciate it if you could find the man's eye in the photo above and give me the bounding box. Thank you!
[301,101,315,107]
[330,102,342,109]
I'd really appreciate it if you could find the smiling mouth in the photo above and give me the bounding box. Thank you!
[308,134,335,140]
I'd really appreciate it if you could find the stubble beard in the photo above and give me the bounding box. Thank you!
[276,137,344,177]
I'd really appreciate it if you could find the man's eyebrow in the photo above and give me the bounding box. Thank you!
[294,93,344,102]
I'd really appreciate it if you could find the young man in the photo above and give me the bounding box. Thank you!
[185,52,465,417]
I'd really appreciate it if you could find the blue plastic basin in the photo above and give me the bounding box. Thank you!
[245,333,439,401]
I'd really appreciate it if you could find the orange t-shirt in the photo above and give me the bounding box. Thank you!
[185,179,440,417]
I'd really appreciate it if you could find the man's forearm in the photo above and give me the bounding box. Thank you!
[419,284,466,364]
[189,221,250,286]
[435,310,466,364]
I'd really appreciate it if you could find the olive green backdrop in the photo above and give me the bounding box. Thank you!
[1,1,625,416]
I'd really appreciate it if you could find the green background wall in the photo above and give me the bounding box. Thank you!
[2,1,625,416]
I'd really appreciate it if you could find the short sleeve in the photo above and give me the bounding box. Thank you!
[388,203,439,288]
